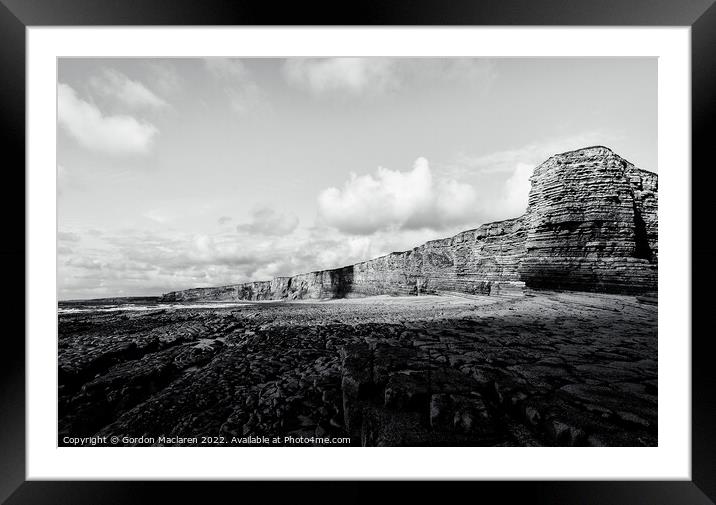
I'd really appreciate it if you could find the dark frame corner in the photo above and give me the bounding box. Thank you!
[2,0,714,503]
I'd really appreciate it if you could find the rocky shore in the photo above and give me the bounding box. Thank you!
[58,291,657,447]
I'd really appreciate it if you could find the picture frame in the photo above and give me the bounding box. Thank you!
[2,0,713,502]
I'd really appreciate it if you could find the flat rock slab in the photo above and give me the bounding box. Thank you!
[58,292,656,446]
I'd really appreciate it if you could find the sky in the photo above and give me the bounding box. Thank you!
[57,57,657,300]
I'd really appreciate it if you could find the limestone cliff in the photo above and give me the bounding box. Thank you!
[161,146,657,302]
[519,146,657,292]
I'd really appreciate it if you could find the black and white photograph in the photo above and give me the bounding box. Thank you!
[56,56,658,448]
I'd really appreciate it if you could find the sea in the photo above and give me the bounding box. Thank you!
[58,298,251,314]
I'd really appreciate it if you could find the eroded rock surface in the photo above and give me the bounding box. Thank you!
[59,293,657,447]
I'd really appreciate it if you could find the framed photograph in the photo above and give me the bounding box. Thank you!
[3,0,713,502]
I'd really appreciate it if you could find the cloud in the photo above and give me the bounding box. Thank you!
[204,58,251,80]
[58,83,159,155]
[224,84,265,114]
[58,231,81,243]
[65,256,104,270]
[236,208,299,236]
[437,59,496,88]
[217,216,233,225]
[503,162,534,217]
[144,61,183,98]
[436,133,623,221]
[143,209,170,224]
[204,58,266,114]
[282,58,496,96]
[58,227,294,299]
[104,230,264,272]
[90,68,168,109]
[317,157,479,235]
[56,219,473,299]
[450,132,619,176]
[283,58,399,95]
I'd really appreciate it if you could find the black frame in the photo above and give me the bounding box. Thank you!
[2,1,713,503]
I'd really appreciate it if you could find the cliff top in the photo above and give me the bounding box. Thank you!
[541,145,656,175]
[553,145,614,157]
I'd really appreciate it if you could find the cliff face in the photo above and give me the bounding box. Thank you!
[161,146,657,302]
[163,217,527,302]
[519,146,658,292]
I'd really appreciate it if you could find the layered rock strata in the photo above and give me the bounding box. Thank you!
[161,146,657,301]
[519,146,657,292]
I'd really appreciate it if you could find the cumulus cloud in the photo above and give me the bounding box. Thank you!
[317,157,478,235]
[283,58,496,96]
[90,68,168,109]
[58,83,159,155]
[236,208,299,236]
[204,58,266,114]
